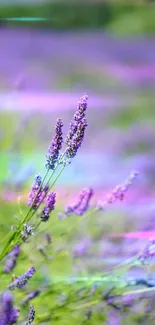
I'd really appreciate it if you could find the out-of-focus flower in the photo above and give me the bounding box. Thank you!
[8,267,36,290]
[45,118,63,170]
[72,238,91,257]
[45,233,52,244]
[64,187,93,216]
[138,239,155,265]
[0,291,19,324]
[97,171,139,210]
[3,245,20,274]
[26,305,35,325]
[41,192,56,222]
[21,290,40,305]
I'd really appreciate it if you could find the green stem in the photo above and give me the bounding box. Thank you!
[0,162,66,261]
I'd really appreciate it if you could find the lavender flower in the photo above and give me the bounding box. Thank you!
[64,187,93,216]
[73,238,91,257]
[96,171,139,210]
[45,232,52,244]
[0,291,19,324]
[21,224,34,243]
[3,245,20,273]
[64,189,87,216]
[41,192,56,222]
[28,174,43,210]
[65,118,87,159]
[21,291,40,305]
[138,239,155,265]
[74,188,93,216]
[26,305,35,325]
[8,267,36,290]
[65,94,88,145]
[45,118,63,170]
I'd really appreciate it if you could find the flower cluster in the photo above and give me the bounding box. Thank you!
[8,267,36,290]
[96,171,139,210]
[41,192,56,222]
[45,118,63,170]
[0,291,19,325]
[65,94,88,160]
[3,245,20,273]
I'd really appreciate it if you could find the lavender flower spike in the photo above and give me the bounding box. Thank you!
[21,290,40,306]
[65,94,88,160]
[26,305,35,325]
[41,191,56,222]
[97,170,139,210]
[8,267,36,290]
[3,245,20,273]
[65,118,87,159]
[74,188,93,216]
[45,118,63,170]
[0,291,19,324]
[28,174,43,210]
[65,94,88,145]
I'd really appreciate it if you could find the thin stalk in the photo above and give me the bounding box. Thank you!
[15,163,66,244]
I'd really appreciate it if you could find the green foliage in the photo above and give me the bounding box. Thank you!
[0,1,155,35]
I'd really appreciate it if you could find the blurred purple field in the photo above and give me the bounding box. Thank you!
[0,27,155,216]
[1,28,155,192]
[1,24,155,325]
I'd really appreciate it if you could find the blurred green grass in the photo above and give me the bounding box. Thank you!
[0,2,155,36]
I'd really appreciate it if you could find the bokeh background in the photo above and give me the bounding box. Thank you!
[1,1,155,274]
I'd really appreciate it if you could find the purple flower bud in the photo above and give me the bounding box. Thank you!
[26,305,35,325]
[41,192,56,222]
[45,118,63,170]
[8,267,36,290]
[0,291,19,324]
[3,245,20,274]
[21,290,40,305]
[21,224,34,243]
[45,232,52,244]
